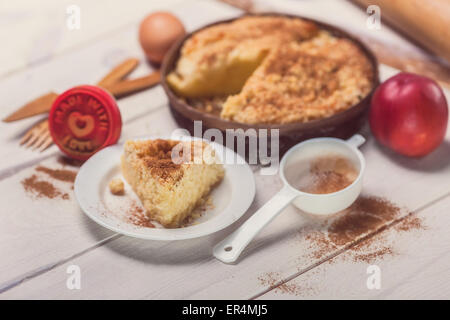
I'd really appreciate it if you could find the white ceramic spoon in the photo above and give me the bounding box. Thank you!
[213,134,366,264]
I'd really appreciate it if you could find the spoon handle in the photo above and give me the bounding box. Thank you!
[346,134,366,148]
[213,185,298,264]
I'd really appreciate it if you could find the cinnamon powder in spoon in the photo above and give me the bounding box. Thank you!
[294,155,358,194]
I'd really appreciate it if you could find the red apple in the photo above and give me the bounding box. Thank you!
[370,72,448,157]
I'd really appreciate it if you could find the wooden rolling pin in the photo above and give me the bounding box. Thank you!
[352,0,450,63]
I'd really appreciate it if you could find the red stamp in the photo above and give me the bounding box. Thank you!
[49,85,122,160]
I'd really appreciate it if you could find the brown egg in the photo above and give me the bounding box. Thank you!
[138,12,185,64]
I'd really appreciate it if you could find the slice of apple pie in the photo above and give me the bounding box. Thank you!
[121,139,224,228]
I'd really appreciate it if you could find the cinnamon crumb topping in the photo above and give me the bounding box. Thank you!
[169,16,374,125]
[124,139,213,184]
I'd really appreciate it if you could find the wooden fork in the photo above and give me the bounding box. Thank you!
[20,119,53,151]
[20,60,160,152]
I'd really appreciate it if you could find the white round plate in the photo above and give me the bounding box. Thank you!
[74,136,255,240]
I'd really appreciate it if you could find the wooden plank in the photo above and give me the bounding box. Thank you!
[257,196,450,299]
[3,69,450,298]
[1,0,450,299]
[0,155,114,290]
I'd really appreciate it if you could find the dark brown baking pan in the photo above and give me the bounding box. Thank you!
[161,13,380,160]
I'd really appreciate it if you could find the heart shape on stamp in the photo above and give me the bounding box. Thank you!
[67,111,96,138]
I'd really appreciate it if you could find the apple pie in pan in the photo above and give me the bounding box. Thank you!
[167,16,374,125]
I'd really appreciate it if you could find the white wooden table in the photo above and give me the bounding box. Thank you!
[1,0,449,299]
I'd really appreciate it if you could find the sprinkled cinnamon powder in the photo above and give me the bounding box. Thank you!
[257,272,280,290]
[305,231,337,260]
[35,166,77,183]
[304,196,401,260]
[21,164,77,200]
[394,215,426,232]
[304,195,425,264]
[21,174,68,200]
[257,271,316,296]
[260,196,426,297]
[327,196,400,246]
[125,201,155,228]
[257,272,298,294]
[351,246,394,263]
